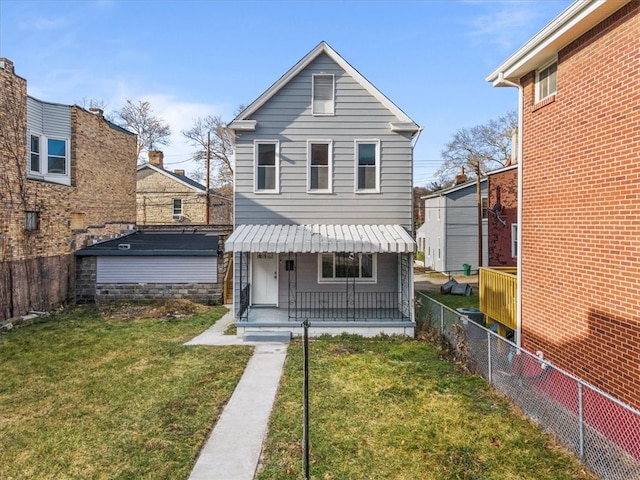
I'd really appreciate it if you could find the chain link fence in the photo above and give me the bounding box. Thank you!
[415,291,640,480]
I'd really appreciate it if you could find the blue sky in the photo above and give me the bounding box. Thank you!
[0,0,571,186]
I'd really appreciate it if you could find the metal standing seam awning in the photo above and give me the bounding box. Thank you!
[225,224,416,254]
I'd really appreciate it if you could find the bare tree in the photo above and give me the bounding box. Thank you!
[182,114,234,193]
[435,110,517,184]
[113,99,171,161]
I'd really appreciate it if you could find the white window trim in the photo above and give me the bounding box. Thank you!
[482,196,489,221]
[172,198,183,215]
[354,139,380,193]
[307,139,333,193]
[511,223,518,258]
[312,74,335,116]
[253,140,280,194]
[535,59,557,103]
[317,253,377,284]
[27,131,71,186]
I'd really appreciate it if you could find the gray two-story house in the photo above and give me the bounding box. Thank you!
[225,42,420,337]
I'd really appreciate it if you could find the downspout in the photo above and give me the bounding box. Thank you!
[494,72,524,347]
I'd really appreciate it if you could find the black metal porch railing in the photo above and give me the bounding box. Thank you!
[239,284,250,321]
[295,291,404,321]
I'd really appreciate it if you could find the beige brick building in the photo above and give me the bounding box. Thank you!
[0,58,137,321]
[136,151,232,226]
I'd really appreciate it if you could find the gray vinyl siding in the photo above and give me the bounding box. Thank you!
[234,54,413,231]
[276,253,399,306]
[26,96,71,137]
[444,184,488,272]
[97,256,217,283]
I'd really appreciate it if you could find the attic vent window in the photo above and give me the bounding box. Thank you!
[312,74,334,115]
[118,244,131,250]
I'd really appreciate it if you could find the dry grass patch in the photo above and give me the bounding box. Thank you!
[0,304,252,479]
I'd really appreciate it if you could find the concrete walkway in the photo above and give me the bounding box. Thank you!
[185,310,288,480]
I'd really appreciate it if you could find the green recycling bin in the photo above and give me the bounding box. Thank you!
[463,264,471,276]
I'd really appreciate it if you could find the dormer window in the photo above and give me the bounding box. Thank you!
[536,61,557,102]
[312,74,334,115]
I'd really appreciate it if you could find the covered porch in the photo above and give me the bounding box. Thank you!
[225,224,416,337]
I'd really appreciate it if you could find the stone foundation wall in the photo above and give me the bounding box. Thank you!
[95,283,222,305]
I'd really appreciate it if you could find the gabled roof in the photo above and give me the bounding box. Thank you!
[487,0,629,85]
[422,177,487,200]
[137,163,214,194]
[228,41,419,132]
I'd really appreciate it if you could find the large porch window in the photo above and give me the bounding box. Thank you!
[318,252,376,283]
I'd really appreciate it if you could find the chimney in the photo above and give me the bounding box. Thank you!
[148,150,164,167]
[174,169,185,176]
[89,107,104,119]
[0,58,14,73]
[454,166,468,185]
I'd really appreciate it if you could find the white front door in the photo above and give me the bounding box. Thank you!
[252,253,278,305]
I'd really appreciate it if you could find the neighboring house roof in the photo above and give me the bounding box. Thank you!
[486,164,518,177]
[226,224,415,253]
[228,41,420,134]
[76,231,220,256]
[486,0,628,85]
[421,177,487,200]
[137,163,226,198]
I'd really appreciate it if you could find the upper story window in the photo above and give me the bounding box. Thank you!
[28,133,70,186]
[536,61,557,102]
[511,223,518,258]
[319,252,376,283]
[312,74,334,115]
[254,140,279,193]
[307,140,332,193]
[482,196,488,220]
[172,198,183,216]
[355,139,380,193]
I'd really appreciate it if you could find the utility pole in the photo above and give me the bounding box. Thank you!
[205,131,211,224]
[476,161,483,269]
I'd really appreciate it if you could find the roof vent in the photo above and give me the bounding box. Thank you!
[118,243,131,250]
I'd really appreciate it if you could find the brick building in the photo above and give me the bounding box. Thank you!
[136,151,232,226]
[486,165,517,267]
[488,0,640,409]
[0,58,137,321]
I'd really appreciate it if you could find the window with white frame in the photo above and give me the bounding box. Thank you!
[312,74,334,115]
[319,252,376,282]
[172,198,183,217]
[482,196,488,220]
[511,223,518,258]
[307,140,332,192]
[355,140,380,192]
[27,133,70,185]
[536,61,557,102]
[254,141,279,193]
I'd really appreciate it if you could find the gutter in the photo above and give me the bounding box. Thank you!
[492,73,524,348]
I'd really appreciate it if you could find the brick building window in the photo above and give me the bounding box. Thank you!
[28,133,70,185]
[536,61,557,102]
[511,223,518,258]
[25,211,39,231]
[172,199,183,220]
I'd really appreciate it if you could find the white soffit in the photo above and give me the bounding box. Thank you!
[225,224,416,253]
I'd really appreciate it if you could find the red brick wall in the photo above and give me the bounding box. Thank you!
[487,167,517,267]
[519,1,640,408]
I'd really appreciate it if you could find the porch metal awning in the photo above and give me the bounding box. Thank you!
[225,224,416,253]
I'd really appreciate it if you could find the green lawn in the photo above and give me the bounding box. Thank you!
[256,335,596,480]
[422,291,480,310]
[0,305,252,480]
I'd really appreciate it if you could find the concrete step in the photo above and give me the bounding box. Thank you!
[243,331,292,343]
